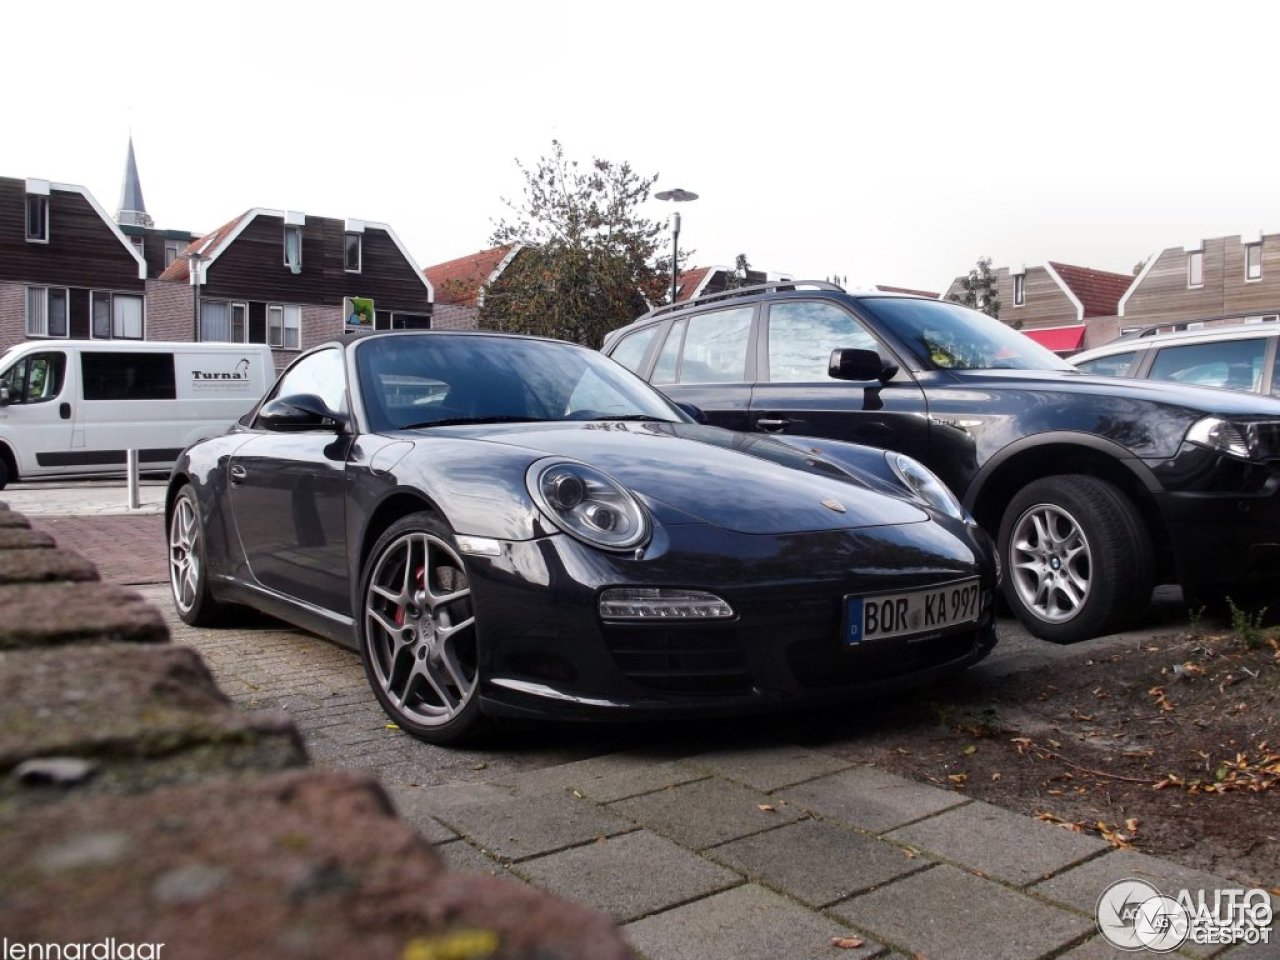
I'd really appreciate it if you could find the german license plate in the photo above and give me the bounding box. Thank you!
[844,579,981,645]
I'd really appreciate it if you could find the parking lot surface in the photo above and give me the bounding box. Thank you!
[9,480,1256,959]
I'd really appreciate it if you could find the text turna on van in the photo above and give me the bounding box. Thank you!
[0,340,275,488]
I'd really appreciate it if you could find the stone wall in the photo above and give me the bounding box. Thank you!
[0,501,632,960]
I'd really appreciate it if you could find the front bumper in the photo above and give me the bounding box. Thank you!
[462,518,999,721]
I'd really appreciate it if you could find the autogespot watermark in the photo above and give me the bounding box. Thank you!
[1,941,164,960]
[1096,878,1274,952]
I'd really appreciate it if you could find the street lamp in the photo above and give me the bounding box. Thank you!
[656,187,698,304]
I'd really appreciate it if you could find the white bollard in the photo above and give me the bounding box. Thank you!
[126,449,140,510]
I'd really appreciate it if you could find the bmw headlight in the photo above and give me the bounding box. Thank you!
[1186,416,1253,460]
[527,459,649,550]
[887,452,965,520]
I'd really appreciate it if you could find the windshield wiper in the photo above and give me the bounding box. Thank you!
[401,415,549,429]
[587,414,673,422]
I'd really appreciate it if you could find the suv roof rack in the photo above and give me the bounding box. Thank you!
[634,279,845,323]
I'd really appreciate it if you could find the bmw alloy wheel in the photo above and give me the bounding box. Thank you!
[1008,502,1093,623]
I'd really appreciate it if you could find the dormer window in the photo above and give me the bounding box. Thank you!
[1013,273,1026,307]
[283,225,303,274]
[1187,250,1204,288]
[25,195,49,243]
[344,232,362,273]
[1246,242,1262,281]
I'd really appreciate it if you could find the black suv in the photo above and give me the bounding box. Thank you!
[602,281,1280,643]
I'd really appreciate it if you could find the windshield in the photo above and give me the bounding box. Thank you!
[356,334,687,432]
[859,298,1074,372]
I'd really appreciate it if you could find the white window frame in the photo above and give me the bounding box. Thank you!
[111,292,145,340]
[1187,250,1204,288]
[268,303,302,350]
[283,225,303,272]
[199,299,249,343]
[25,194,49,243]
[90,290,113,339]
[1013,273,1026,307]
[25,286,69,338]
[344,232,362,273]
[129,235,146,259]
[1245,243,1262,282]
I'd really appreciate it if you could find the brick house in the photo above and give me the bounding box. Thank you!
[156,209,434,369]
[422,244,523,329]
[1118,233,1280,333]
[943,262,1133,353]
[0,176,148,353]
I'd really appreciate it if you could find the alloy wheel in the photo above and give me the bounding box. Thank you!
[364,531,477,727]
[1009,503,1093,623]
[169,494,201,615]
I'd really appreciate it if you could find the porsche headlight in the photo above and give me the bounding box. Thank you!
[887,452,965,520]
[527,460,649,550]
[1186,416,1253,460]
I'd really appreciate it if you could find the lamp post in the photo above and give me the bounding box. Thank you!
[656,187,698,304]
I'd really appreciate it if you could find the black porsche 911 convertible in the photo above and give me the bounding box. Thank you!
[166,331,999,744]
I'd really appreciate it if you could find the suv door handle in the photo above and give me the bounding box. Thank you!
[755,417,792,431]
[230,464,247,485]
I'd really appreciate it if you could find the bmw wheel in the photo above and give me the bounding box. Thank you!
[998,475,1153,644]
[169,485,229,626]
[359,512,484,744]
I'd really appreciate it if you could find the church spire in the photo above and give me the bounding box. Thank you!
[116,135,153,228]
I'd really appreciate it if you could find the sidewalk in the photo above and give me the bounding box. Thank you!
[4,480,1273,959]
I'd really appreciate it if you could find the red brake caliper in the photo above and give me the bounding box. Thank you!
[393,565,427,627]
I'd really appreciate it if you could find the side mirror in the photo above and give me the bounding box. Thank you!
[828,348,898,383]
[257,393,348,432]
[675,401,708,424]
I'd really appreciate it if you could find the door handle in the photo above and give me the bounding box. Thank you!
[229,464,247,485]
[59,402,71,420]
[755,417,792,432]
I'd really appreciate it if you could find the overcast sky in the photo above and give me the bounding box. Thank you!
[4,0,1275,293]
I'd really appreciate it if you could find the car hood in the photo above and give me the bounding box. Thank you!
[416,421,929,535]
[952,368,1280,417]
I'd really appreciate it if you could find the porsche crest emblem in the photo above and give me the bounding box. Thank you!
[821,498,846,513]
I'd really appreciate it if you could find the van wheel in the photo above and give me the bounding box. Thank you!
[169,485,229,626]
[0,455,9,491]
[998,475,1153,644]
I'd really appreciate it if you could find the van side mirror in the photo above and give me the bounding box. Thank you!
[828,348,898,383]
[257,393,348,432]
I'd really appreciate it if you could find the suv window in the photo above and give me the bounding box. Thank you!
[1148,339,1267,392]
[651,318,687,385]
[1075,351,1138,378]
[677,308,752,383]
[767,301,877,381]
[610,325,659,374]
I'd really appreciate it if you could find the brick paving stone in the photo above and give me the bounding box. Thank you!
[28,515,167,585]
[494,753,707,802]
[436,790,636,862]
[833,864,1093,960]
[609,776,804,851]
[514,829,741,923]
[775,765,968,833]
[886,798,1108,886]
[707,819,929,907]
[624,884,885,960]
[683,744,853,791]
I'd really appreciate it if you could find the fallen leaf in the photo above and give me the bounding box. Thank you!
[385,722,400,730]
[757,804,776,813]
[962,745,977,756]
[991,772,1002,781]
[831,937,865,949]
[472,762,488,771]
[947,773,968,785]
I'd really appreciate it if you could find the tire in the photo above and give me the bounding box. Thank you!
[0,453,9,491]
[168,485,231,626]
[998,475,1153,644]
[358,512,485,745]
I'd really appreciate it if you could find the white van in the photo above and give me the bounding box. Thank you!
[0,340,275,489]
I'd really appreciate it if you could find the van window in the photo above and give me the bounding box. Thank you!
[81,352,177,401]
[2,352,66,404]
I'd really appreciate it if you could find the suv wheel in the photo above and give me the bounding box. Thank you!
[998,475,1153,644]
